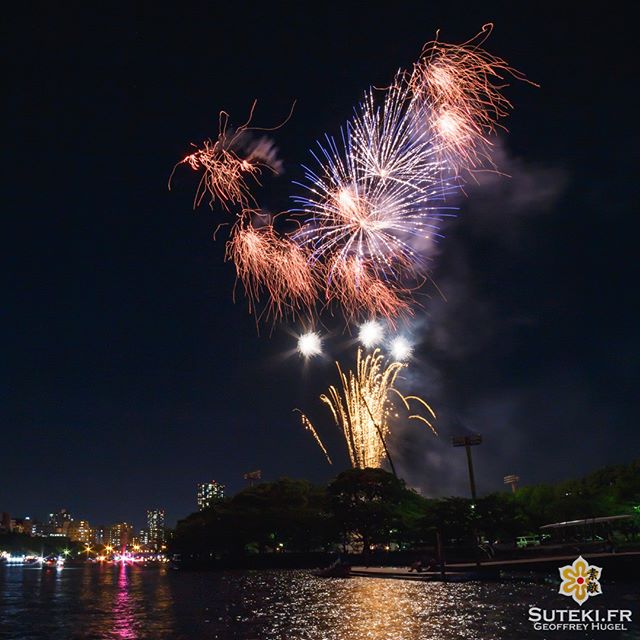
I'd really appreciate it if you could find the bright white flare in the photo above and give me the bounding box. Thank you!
[297,332,322,357]
[358,320,385,349]
[390,336,412,361]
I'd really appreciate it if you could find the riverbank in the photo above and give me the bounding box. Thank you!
[174,544,640,572]
[351,550,640,581]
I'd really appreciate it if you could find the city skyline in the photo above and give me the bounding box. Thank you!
[1,507,155,541]
[1,477,229,531]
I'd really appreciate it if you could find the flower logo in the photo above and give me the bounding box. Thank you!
[559,556,602,605]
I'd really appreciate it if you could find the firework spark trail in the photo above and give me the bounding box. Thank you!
[170,101,289,211]
[325,256,413,327]
[307,348,435,468]
[294,409,333,464]
[391,390,437,433]
[225,217,278,314]
[350,79,448,195]
[225,214,318,321]
[409,23,536,173]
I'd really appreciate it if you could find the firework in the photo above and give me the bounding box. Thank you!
[390,336,412,361]
[172,26,530,327]
[170,101,286,211]
[285,27,531,322]
[409,23,535,172]
[305,348,435,468]
[324,256,414,326]
[294,409,332,464]
[393,392,437,433]
[358,320,385,349]
[297,331,322,357]
[290,79,457,322]
[292,84,456,269]
[225,214,318,321]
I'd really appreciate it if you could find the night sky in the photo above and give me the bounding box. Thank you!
[4,2,638,529]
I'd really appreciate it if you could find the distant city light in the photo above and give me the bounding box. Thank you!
[390,336,412,361]
[297,332,322,357]
[358,320,384,348]
[4,554,26,563]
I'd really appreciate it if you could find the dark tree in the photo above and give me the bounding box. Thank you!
[328,468,425,552]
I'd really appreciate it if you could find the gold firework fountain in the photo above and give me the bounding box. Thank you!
[300,348,436,469]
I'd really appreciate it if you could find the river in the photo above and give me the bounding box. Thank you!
[0,564,638,639]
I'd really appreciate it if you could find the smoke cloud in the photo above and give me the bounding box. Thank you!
[391,142,568,497]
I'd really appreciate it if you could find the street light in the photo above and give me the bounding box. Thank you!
[452,434,482,501]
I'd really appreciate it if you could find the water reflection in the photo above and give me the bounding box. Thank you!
[0,564,179,639]
[113,565,137,639]
[184,570,638,640]
[0,566,637,639]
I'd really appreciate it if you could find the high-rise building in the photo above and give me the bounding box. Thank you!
[48,508,73,535]
[139,528,149,547]
[68,519,92,543]
[197,481,225,510]
[93,525,108,545]
[0,512,11,533]
[146,509,165,550]
[31,520,47,537]
[109,522,133,549]
[10,517,32,535]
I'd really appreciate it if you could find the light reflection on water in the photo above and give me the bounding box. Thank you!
[113,566,136,640]
[0,565,638,639]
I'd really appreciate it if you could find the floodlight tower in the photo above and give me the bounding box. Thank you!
[452,434,482,501]
[503,474,520,493]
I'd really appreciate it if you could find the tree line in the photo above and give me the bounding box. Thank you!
[171,459,640,560]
